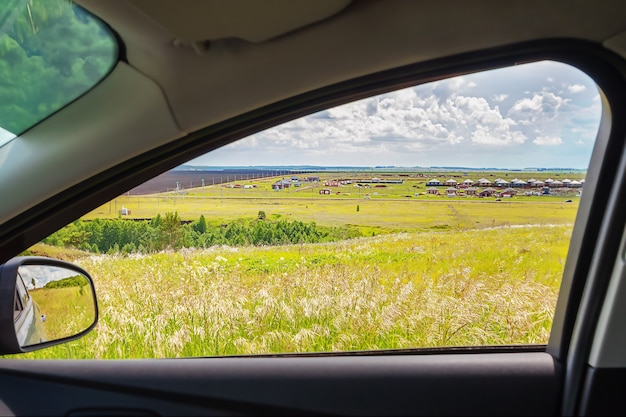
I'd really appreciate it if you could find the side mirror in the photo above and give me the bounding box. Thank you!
[0,256,98,354]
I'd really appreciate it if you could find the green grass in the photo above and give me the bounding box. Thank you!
[85,172,581,234]
[12,170,582,359]
[88,194,578,236]
[18,224,569,359]
[30,286,95,341]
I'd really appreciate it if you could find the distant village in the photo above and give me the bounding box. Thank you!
[266,175,584,198]
[422,177,583,198]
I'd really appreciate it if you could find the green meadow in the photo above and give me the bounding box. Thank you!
[16,171,582,359]
[86,173,581,234]
[29,284,95,341]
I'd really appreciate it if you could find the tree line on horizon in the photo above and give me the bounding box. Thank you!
[42,212,362,254]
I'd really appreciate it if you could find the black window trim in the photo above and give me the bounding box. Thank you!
[0,39,625,412]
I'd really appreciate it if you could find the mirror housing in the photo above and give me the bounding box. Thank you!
[0,256,98,354]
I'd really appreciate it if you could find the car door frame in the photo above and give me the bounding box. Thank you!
[0,38,625,416]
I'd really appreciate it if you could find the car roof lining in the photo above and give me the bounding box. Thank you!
[125,0,353,43]
[75,0,626,136]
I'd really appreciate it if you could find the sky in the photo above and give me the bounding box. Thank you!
[18,264,83,289]
[191,61,602,169]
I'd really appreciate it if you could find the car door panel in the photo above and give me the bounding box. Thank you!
[0,352,558,416]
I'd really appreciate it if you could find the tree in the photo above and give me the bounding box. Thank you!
[158,212,183,249]
[193,214,207,234]
[0,0,117,134]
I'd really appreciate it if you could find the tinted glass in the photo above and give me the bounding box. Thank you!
[26,61,602,358]
[0,0,118,146]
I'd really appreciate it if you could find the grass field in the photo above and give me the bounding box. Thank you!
[13,170,582,359]
[20,223,568,359]
[86,173,580,235]
[29,285,95,341]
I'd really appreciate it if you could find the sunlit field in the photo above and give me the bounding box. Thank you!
[21,224,569,359]
[30,285,95,341]
[13,170,583,359]
[85,172,581,235]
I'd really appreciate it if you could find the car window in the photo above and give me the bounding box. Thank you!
[13,286,22,320]
[0,0,118,147]
[22,60,601,358]
[13,272,28,319]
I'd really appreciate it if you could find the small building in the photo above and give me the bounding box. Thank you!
[465,187,478,196]
[427,187,440,195]
[272,179,292,190]
[307,176,320,182]
[445,179,458,187]
[477,178,491,187]
[446,187,457,197]
[426,178,443,186]
[479,187,498,197]
[319,189,331,195]
[500,187,517,197]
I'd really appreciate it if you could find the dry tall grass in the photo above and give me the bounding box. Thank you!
[20,224,568,359]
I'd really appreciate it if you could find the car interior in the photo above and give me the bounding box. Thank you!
[0,0,625,415]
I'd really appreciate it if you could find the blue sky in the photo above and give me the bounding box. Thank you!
[191,60,601,169]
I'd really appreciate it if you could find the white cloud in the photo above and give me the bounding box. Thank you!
[533,135,563,146]
[508,92,568,124]
[195,61,601,168]
[451,96,526,146]
[567,84,586,93]
[472,125,526,146]
[244,88,531,157]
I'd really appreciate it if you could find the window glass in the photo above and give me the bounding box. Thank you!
[0,0,118,146]
[23,60,601,358]
[14,273,28,316]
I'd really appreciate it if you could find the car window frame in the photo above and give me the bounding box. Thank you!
[0,38,623,417]
[0,39,624,364]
